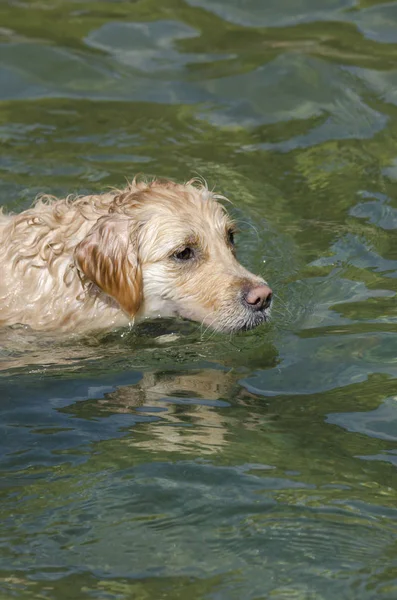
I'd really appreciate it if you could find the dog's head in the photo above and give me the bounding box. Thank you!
[75,179,272,332]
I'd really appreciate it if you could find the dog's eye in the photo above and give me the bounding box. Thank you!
[228,230,235,246]
[174,247,194,261]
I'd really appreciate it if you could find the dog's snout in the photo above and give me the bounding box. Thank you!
[244,284,272,311]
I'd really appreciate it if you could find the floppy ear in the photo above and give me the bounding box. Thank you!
[74,215,142,316]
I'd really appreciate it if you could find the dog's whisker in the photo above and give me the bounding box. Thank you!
[238,220,260,240]
[200,311,219,340]
[272,293,293,319]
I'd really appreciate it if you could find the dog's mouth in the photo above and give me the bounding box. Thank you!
[168,292,272,334]
[230,308,271,333]
[239,310,270,331]
[197,304,271,334]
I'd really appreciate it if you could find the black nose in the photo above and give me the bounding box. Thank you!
[244,285,272,311]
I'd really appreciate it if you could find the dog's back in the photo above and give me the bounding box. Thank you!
[0,193,127,331]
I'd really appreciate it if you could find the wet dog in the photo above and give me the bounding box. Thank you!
[0,178,272,332]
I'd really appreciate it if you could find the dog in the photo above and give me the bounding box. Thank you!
[0,178,272,333]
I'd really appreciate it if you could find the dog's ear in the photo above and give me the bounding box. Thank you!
[74,215,142,316]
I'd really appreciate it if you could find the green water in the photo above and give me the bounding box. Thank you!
[2,0,397,598]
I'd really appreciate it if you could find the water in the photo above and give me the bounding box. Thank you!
[1,0,397,598]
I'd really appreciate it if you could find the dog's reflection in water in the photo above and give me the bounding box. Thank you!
[97,369,241,455]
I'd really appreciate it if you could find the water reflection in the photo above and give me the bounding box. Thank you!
[2,0,397,597]
[73,369,235,454]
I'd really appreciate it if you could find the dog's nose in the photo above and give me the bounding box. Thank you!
[244,284,272,311]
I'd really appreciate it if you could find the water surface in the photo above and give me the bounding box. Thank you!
[1,1,397,598]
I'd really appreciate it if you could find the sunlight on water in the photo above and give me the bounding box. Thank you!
[1,0,397,598]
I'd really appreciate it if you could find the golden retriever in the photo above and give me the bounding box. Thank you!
[0,178,272,333]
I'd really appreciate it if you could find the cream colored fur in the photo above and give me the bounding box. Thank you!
[0,178,269,333]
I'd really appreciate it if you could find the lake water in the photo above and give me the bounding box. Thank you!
[1,1,397,598]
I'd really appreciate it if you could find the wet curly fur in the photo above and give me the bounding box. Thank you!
[0,178,270,333]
